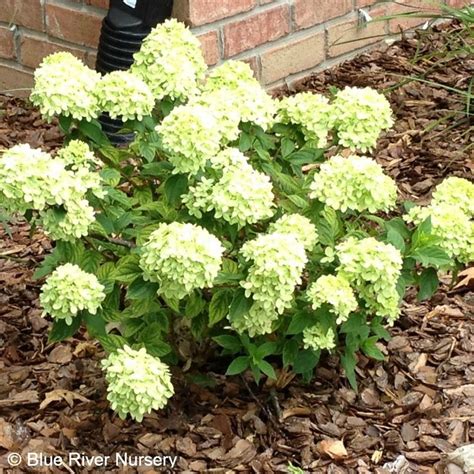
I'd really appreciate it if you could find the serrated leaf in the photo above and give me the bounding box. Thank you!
[257,360,277,379]
[209,289,233,327]
[127,276,159,300]
[341,350,358,392]
[411,246,451,267]
[113,255,141,283]
[293,349,320,374]
[387,227,406,252]
[283,339,299,367]
[100,168,121,187]
[281,137,295,158]
[213,335,242,352]
[417,267,439,301]
[256,341,279,359]
[48,315,82,343]
[228,289,253,323]
[361,337,385,361]
[164,174,188,206]
[287,311,312,335]
[226,356,250,375]
[97,334,127,353]
[185,292,206,319]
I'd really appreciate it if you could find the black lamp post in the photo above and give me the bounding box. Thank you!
[96,0,174,144]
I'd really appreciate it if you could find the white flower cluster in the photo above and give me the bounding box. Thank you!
[306,274,358,325]
[157,104,222,175]
[0,144,102,240]
[201,61,277,130]
[139,222,224,300]
[40,263,105,324]
[405,203,473,263]
[404,177,474,264]
[309,154,397,213]
[278,92,332,148]
[431,176,474,217]
[303,325,336,351]
[331,87,394,152]
[183,148,275,227]
[95,70,154,121]
[102,346,174,422]
[234,232,308,336]
[131,19,207,101]
[336,237,403,323]
[268,214,318,251]
[57,140,99,171]
[30,52,101,121]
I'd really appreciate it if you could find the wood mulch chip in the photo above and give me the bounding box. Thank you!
[1,22,473,473]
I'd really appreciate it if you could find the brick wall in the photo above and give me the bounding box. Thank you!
[0,0,468,94]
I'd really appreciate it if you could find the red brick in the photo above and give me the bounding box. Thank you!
[197,31,220,66]
[356,0,379,6]
[387,1,433,33]
[46,4,104,48]
[0,26,15,60]
[85,0,110,8]
[327,8,387,58]
[446,0,470,6]
[0,0,43,31]
[295,0,353,30]
[0,64,33,97]
[19,35,88,69]
[261,31,325,84]
[182,0,256,27]
[223,5,290,57]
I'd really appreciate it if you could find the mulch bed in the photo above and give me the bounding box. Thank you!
[1,23,473,473]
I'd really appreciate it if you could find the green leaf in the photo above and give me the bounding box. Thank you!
[78,250,102,273]
[283,339,299,367]
[361,337,385,361]
[387,228,406,253]
[127,276,160,300]
[370,318,391,342]
[78,119,109,146]
[287,311,312,335]
[226,356,250,375]
[287,194,309,210]
[256,341,279,359]
[106,188,132,208]
[250,361,262,384]
[228,289,253,323]
[185,292,206,319]
[213,335,242,352]
[144,340,172,358]
[281,137,295,158]
[417,267,439,301]
[257,360,277,379]
[33,252,61,280]
[48,315,82,343]
[164,174,188,206]
[209,289,233,327]
[411,246,451,267]
[239,132,253,152]
[385,217,411,239]
[100,168,121,187]
[58,115,73,134]
[83,310,106,338]
[113,255,142,283]
[56,241,84,265]
[293,349,320,374]
[97,334,127,353]
[341,350,358,392]
[316,206,343,246]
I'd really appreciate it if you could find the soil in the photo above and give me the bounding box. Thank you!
[0,23,473,474]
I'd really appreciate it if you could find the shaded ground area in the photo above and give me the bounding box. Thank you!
[1,24,473,473]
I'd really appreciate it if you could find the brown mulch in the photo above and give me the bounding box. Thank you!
[1,23,473,474]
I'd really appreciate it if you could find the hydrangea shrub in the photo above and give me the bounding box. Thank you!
[1,19,472,422]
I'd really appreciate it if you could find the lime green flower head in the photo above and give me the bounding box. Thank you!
[0,145,57,214]
[95,70,154,121]
[131,19,206,101]
[230,302,279,337]
[268,214,318,251]
[240,232,308,315]
[405,203,474,263]
[40,263,105,324]
[156,104,223,175]
[307,274,358,325]
[331,87,394,152]
[57,140,100,171]
[303,325,336,351]
[183,148,275,227]
[309,155,397,213]
[31,52,101,121]
[202,60,277,130]
[277,92,332,148]
[431,176,474,217]
[336,237,403,323]
[139,222,224,300]
[39,200,96,241]
[102,346,174,422]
